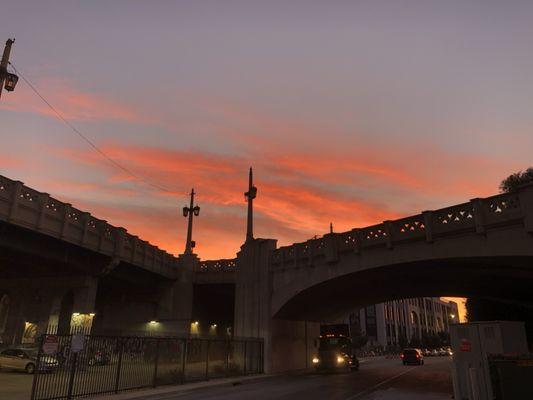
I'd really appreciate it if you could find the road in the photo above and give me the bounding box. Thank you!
[134,356,453,400]
[0,356,453,400]
[0,370,32,400]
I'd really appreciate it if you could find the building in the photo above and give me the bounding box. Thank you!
[345,297,459,349]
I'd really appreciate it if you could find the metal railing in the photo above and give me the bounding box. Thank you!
[31,334,263,400]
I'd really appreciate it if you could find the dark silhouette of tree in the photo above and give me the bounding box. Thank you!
[408,333,421,348]
[437,331,450,346]
[499,167,533,193]
[466,298,533,348]
[398,334,408,349]
[351,334,368,349]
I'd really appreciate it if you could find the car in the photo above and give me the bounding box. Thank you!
[401,348,424,365]
[437,348,448,356]
[428,349,439,357]
[312,335,359,371]
[0,348,58,374]
[421,348,431,357]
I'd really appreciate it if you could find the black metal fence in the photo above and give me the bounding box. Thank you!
[31,334,264,400]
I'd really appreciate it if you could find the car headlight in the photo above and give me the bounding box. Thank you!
[312,357,320,364]
[337,356,345,364]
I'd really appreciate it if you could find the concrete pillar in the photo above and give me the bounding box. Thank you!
[234,239,319,372]
[72,276,98,314]
[234,239,276,371]
[70,276,99,333]
[156,253,197,335]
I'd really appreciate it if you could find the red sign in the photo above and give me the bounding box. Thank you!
[460,339,472,352]
[42,335,59,355]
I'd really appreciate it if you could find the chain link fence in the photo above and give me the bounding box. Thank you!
[30,334,263,400]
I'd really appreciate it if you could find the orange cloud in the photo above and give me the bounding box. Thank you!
[43,139,512,262]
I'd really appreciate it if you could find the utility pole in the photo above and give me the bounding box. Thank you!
[244,167,257,242]
[182,189,200,254]
[0,38,18,99]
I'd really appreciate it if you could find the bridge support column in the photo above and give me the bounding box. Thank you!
[234,239,276,371]
[235,239,319,373]
[69,276,98,333]
[155,253,196,335]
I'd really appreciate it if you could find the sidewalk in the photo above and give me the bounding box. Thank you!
[94,373,277,400]
[94,358,383,400]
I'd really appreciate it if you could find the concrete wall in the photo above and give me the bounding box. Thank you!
[234,239,320,373]
[271,319,319,372]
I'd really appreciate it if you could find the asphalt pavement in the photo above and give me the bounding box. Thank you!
[124,356,453,400]
[0,356,454,400]
[0,369,33,400]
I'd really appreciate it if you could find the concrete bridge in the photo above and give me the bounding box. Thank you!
[233,183,533,371]
[2,171,533,373]
[0,175,206,342]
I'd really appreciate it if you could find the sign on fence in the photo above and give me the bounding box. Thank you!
[71,334,85,353]
[42,335,59,355]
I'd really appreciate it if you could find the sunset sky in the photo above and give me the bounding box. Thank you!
[1,2,532,318]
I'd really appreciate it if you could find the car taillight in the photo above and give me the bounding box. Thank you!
[400,354,404,358]
[416,354,420,358]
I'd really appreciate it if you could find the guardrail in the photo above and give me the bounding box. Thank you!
[0,175,178,279]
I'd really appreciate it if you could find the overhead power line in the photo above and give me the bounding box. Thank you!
[8,62,172,193]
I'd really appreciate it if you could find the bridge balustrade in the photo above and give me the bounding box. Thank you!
[390,215,426,242]
[0,175,178,278]
[431,201,475,235]
[481,192,522,226]
[269,190,528,270]
[196,258,237,273]
[359,223,388,247]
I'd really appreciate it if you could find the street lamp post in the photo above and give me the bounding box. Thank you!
[182,189,200,254]
[0,38,19,99]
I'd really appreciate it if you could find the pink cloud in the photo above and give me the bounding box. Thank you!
[0,77,149,124]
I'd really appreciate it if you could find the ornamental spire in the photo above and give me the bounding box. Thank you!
[244,167,257,242]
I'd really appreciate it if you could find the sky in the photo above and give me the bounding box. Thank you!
[2,1,533,319]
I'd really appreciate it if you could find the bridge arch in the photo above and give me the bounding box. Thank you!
[269,186,533,321]
[271,255,533,321]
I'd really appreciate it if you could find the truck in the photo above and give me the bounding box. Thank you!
[312,324,359,371]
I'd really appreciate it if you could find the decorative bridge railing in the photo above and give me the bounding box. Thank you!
[0,175,178,279]
[271,190,525,268]
[196,258,237,273]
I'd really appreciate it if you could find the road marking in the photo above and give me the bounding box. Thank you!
[344,367,417,400]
